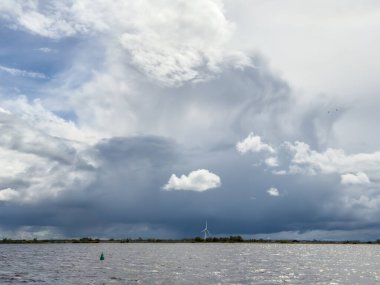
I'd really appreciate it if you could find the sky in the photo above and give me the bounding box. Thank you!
[0,0,380,241]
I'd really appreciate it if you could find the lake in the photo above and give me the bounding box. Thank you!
[1,243,380,284]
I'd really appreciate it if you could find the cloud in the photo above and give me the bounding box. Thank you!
[341,172,370,185]
[0,188,20,202]
[2,96,96,143]
[265,157,279,167]
[225,0,380,106]
[1,0,380,241]
[163,169,221,192]
[237,134,380,187]
[267,187,279,197]
[0,135,183,237]
[0,58,299,237]
[118,0,251,85]
[0,65,47,79]
[0,1,85,38]
[236,132,275,154]
[37,47,56,53]
[64,57,292,144]
[0,107,11,115]
[0,105,95,202]
[286,141,380,178]
[0,2,292,144]
[272,170,286,176]
[0,0,250,86]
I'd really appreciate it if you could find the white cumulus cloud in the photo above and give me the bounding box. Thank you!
[163,169,221,192]
[267,187,279,197]
[236,132,275,154]
[341,172,370,185]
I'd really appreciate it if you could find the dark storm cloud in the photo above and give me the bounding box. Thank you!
[95,136,180,166]
[3,133,377,240]
[0,135,181,236]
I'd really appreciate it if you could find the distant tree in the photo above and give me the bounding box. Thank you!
[79,237,93,242]
[229,236,243,242]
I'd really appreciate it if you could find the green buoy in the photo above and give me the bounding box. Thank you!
[100,252,105,261]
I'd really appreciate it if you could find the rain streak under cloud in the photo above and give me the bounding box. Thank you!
[0,0,380,240]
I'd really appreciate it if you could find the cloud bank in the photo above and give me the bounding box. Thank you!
[0,0,379,240]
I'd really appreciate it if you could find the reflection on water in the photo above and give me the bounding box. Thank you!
[0,243,380,284]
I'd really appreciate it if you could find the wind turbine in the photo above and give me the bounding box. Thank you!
[201,221,210,240]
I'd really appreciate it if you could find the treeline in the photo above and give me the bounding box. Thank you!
[0,236,245,244]
[193,236,244,242]
[2,237,380,244]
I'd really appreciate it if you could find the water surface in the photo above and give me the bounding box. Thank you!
[1,243,380,284]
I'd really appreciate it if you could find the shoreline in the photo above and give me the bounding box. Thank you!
[1,237,380,245]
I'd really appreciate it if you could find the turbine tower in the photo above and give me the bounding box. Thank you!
[201,221,210,240]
